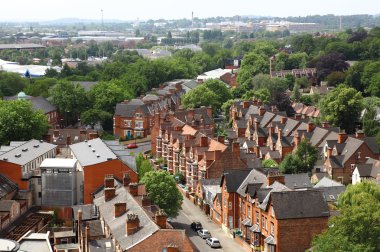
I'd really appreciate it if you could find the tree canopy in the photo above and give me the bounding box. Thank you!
[279,139,318,174]
[312,182,380,252]
[141,170,183,217]
[0,100,49,145]
[320,84,364,134]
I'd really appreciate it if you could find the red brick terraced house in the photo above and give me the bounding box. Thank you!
[113,82,184,139]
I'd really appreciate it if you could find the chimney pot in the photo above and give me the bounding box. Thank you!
[126,213,140,235]
[104,175,114,188]
[338,130,348,144]
[155,209,167,229]
[129,183,139,197]
[123,173,131,187]
[258,106,266,116]
[104,187,116,202]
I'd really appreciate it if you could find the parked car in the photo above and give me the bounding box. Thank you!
[197,229,211,239]
[206,238,221,248]
[127,143,138,149]
[190,222,203,231]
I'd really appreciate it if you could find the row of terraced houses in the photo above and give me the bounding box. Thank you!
[150,97,379,252]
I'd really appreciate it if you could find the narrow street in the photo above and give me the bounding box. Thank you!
[171,196,246,252]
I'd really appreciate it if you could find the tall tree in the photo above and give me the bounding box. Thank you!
[320,84,363,134]
[312,182,380,252]
[0,100,49,145]
[49,81,88,125]
[142,170,183,217]
[279,139,318,174]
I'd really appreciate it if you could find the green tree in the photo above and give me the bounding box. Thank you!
[49,81,88,125]
[87,81,126,113]
[291,83,301,102]
[138,160,153,180]
[237,53,269,87]
[320,85,364,134]
[81,109,112,128]
[203,79,232,109]
[363,106,380,137]
[141,170,183,217]
[326,71,346,86]
[24,78,58,97]
[312,182,380,252]
[181,85,219,110]
[0,100,49,145]
[0,72,28,97]
[279,154,304,174]
[262,159,278,168]
[279,139,318,174]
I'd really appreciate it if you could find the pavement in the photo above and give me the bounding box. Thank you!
[171,196,246,252]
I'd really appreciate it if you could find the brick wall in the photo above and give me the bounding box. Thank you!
[83,160,138,204]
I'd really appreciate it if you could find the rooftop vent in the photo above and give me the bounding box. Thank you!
[88,144,92,147]
[22,148,28,152]
[15,153,21,158]
[3,157,8,161]
[33,144,39,148]
[96,154,100,158]
[92,148,95,152]
[107,157,113,161]
[39,140,43,143]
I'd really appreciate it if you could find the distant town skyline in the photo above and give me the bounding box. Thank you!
[0,0,379,22]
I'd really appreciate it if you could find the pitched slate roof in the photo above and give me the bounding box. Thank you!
[4,95,56,114]
[236,169,267,197]
[70,138,117,166]
[363,137,380,154]
[93,181,160,251]
[222,169,251,193]
[314,177,344,188]
[270,190,329,219]
[284,173,312,190]
[355,164,373,177]
[114,99,149,117]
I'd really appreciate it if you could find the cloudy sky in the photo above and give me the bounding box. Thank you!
[0,0,379,21]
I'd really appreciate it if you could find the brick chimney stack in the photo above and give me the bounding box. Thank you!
[327,146,333,158]
[126,213,140,235]
[141,195,151,207]
[232,142,240,158]
[114,202,127,217]
[257,99,263,106]
[155,209,167,229]
[338,130,348,144]
[243,101,250,109]
[187,108,195,119]
[258,106,266,116]
[355,130,365,139]
[53,129,59,138]
[307,122,315,133]
[123,173,131,187]
[104,187,116,202]
[217,136,225,144]
[200,136,208,147]
[321,121,330,129]
[266,174,285,186]
[206,106,213,118]
[104,175,114,188]
[252,98,258,106]
[129,183,138,197]
[280,117,287,124]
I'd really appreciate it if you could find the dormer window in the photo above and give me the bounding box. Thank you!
[135,113,142,119]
